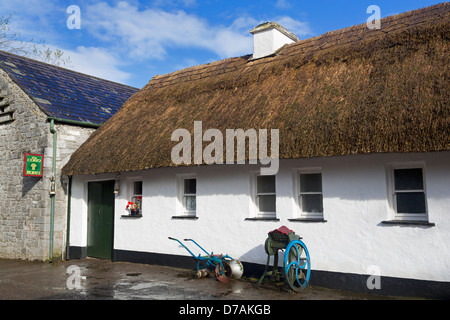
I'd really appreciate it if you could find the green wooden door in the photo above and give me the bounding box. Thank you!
[87,181,115,259]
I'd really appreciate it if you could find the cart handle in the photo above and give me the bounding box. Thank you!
[168,237,198,258]
[184,238,210,256]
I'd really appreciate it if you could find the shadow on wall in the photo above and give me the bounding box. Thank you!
[238,244,288,278]
[21,175,42,197]
[239,244,265,264]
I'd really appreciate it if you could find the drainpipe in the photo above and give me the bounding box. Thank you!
[66,175,72,260]
[49,119,57,263]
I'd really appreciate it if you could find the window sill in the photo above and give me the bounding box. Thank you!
[171,216,198,220]
[121,214,143,218]
[245,217,280,221]
[288,218,327,223]
[381,220,435,227]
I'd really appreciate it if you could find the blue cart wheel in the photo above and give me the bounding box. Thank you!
[283,239,311,292]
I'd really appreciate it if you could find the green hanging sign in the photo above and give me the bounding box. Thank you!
[23,153,44,177]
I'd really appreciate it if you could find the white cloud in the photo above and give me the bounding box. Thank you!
[84,1,254,60]
[0,0,62,42]
[0,37,132,84]
[153,0,197,7]
[276,16,312,38]
[275,0,292,9]
[65,46,132,84]
[83,2,312,61]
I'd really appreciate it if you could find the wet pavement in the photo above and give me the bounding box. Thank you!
[0,258,403,302]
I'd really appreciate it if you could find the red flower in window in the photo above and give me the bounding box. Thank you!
[126,201,136,210]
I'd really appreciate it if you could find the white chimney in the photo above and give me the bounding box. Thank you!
[250,22,299,60]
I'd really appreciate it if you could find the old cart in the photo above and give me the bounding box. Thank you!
[169,237,243,283]
[257,226,311,292]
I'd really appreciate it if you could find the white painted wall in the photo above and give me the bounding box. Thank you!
[69,151,450,282]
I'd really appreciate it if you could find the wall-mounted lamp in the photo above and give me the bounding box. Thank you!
[114,174,121,194]
[50,177,56,195]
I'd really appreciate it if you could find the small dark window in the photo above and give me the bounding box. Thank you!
[256,175,276,214]
[393,168,426,214]
[394,168,424,190]
[134,181,143,195]
[183,179,196,213]
[184,179,196,195]
[300,173,323,214]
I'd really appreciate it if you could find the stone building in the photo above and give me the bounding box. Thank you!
[0,50,138,261]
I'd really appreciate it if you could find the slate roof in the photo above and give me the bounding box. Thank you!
[0,50,138,125]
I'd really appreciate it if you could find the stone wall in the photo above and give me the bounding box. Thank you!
[0,69,50,260]
[51,124,95,259]
[0,69,96,261]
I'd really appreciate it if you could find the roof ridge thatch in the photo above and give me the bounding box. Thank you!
[147,3,448,90]
[62,3,450,176]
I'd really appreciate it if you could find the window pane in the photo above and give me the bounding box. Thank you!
[184,179,196,194]
[185,195,196,212]
[134,181,142,195]
[259,195,276,212]
[301,194,323,213]
[257,175,275,193]
[394,168,423,190]
[396,192,426,214]
[300,173,322,193]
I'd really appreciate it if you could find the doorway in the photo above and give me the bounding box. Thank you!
[87,181,115,259]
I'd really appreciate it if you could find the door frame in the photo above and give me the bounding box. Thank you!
[87,180,115,260]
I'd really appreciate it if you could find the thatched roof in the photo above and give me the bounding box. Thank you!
[63,3,449,176]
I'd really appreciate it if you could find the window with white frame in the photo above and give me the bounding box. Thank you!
[181,177,197,216]
[389,167,427,220]
[132,181,142,203]
[255,175,276,218]
[298,172,323,217]
[127,180,142,215]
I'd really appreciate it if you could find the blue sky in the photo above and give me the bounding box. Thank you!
[0,0,441,88]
